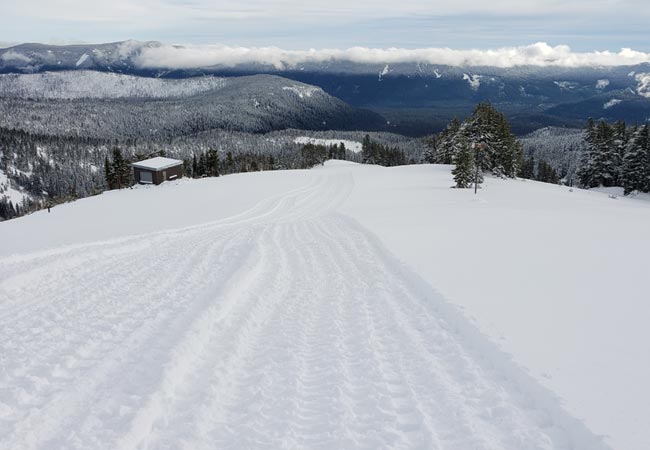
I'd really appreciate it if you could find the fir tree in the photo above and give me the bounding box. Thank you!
[621,124,650,194]
[452,135,479,189]
[578,119,619,188]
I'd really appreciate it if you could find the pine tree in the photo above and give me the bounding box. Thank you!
[621,124,650,194]
[519,156,535,179]
[537,160,560,184]
[578,119,619,188]
[104,155,115,189]
[436,118,461,164]
[206,149,220,176]
[452,135,478,189]
[110,148,131,189]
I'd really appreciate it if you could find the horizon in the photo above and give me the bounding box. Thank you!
[2,0,649,52]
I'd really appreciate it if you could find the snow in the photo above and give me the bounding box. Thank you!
[294,136,363,153]
[0,168,28,204]
[281,85,320,98]
[75,53,89,67]
[595,79,610,89]
[634,72,650,97]
[2,162,649,449]
[463,73,481,90]
[378,64,389,81]
[0,71,229,99]
[603,98,622,109]
[131,156,183,171]
[554,80,578,90]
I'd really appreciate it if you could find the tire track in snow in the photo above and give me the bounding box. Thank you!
[0,167,611,450]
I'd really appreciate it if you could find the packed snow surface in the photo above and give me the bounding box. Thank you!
[294,136,363,153]
[2,162,649,450]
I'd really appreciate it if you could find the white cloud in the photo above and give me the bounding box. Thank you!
[0,51,32,63]
[131,42,650,70]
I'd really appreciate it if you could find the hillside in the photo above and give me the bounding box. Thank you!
[2,162,649,449]
[0,71,387,138]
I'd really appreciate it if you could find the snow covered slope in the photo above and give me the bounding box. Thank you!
[2,162,649,449]
[0,71,228,99]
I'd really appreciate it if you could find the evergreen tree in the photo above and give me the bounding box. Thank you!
[519,156,535,179]
[578,119,620,188]
[104,155,115,189]
[536,160,560,184]
[106,148,131,189]
[621,124,650,194]
[436,118,461,164]
[452,135,479,189]
[206,149,220,176]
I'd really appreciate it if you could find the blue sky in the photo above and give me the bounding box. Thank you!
[1,0,648,51]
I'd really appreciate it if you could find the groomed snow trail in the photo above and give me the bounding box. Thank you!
[0,168,609,450]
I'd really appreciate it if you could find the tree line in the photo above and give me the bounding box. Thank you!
[423,103,524,189]
[577,119,650,194]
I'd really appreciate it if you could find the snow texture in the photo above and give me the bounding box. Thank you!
[0,71,228,100]
[463,73,481,90]
[75,54,89,67]
[595,79,610,89]
[1,162,648,449]
[634,72,650,97]
[603,98,622,109]
[281,85,321,99]
[131,157,183,171]
[0,169,28,204]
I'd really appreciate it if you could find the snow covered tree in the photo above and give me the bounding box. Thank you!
[452,134,480,189]
[434,118,461,164]
[104,148,131,189]
[438,104,521,177]
[621,124,650,194]
[536,160,560,184]
[577,119,620,188]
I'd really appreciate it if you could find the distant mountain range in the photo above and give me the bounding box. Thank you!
[2,41,650,135]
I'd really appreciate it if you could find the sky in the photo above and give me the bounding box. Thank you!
[1,0,649,52]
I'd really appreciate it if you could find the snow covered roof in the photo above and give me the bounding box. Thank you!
[131,157,183,171]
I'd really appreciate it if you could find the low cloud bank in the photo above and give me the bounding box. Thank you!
[130,42,650,69]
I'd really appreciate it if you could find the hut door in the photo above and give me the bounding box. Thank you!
[140,171,153,184]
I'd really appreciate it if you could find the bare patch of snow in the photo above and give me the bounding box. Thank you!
[634,73,650,98]
[596,79,610,89]
[379,64,390,81]
[282,85,320,99]
[603,98,622,109]
[0,169,28,204]
[463,73,481,91]
[554,81,579,90]
[75,53,89,67]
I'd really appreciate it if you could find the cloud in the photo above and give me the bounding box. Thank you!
[131,42,650,70]
[0,51,32,63]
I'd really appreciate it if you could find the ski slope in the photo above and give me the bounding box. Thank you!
[2,161,648,450]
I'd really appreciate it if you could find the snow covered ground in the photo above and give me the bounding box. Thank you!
[1,161,649,450]
[0,168,29,205]
[294,136,363,153]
